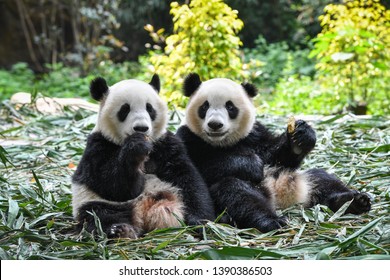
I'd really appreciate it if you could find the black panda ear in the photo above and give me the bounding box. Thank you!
[183,73,202,97]
[149,74,160,93]
[241,82,258,98]
[90,77,109,101]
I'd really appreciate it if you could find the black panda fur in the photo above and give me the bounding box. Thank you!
[176,73,371,232]
[72,75,214,238]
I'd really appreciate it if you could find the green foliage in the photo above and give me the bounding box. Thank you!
[310,0,390,114]
[244,36,316,92]
[0,62,144,101]
[147,0,244,107]
[0,63,35,100]
[226,0,300,47]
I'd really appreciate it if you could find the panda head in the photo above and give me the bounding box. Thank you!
[90,74,167,145]
[183,73,258,147]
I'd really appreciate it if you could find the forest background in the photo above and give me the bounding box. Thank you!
[1,0,389,115]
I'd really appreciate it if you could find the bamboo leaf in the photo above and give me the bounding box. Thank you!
[195,246,286,260]
[338,218,383,248]
[7,198,19,228]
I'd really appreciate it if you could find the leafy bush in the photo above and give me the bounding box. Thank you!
[147,0,244,108]
[0,61,144,101]
[310,0,390,114]
[263,75,346,115]
[0,63,35,100]
[255,55,341,116]
[243,36,316,92]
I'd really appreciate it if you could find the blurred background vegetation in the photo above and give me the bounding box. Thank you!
[0,0,389,115]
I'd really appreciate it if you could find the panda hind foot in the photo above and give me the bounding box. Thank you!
[346,192,371,214]
[134,188,185,232]
[255,215,288,233]
[108,223,140,239]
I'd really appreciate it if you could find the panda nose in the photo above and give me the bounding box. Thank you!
[133,126,149,133]
[208,121,223,130]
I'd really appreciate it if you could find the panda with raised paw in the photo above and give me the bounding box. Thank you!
[72,74,214,238]
[176,73,371,233]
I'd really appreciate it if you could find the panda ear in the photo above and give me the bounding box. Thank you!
[149,74,160,93]
[241,82,258,98]
[183,73,202,97]
[90,77,109,101]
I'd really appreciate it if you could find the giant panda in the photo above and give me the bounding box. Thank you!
[176,73,371,232]
[72,74,215,238]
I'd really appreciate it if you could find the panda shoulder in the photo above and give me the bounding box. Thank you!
[82,132,119,159]
[176,125,195,142]
[86,132,115,147]
[245,121,274,142]
[153,131,185,155]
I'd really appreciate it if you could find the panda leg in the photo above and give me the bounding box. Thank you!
[76,201,142,239]
[209,177,287,232]
[131,175,185,232]
[305,168,371,214]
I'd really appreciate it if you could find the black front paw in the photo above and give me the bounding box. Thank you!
[123,133,153,158]
[288,120,316,154]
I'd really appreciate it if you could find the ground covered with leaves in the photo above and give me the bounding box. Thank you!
[0,102,389,260]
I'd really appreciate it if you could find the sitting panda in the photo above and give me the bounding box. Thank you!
[176,73,371,232]
[72,74,214,238]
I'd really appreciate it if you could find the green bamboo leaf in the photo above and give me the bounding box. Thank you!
[7,198,19,228]
[359,144,390,153]
[195,246,286,260]
[338,218,383,248]
[315,246,338,260]
[0,145,14,167]
[318,114,347,125]
[341,255,390,260]
[328,200,353,222]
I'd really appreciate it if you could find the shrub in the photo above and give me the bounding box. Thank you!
[0,63,35,100]
[0,61,144,101]
[243,36,316,93]
[310,0,390,114]
[147,0,244,108]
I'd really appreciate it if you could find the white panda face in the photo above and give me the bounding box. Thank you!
[94,79,167,145]
[185,78,256,147]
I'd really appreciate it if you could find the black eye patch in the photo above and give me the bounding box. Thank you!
[225,100,239,119]
[146,103,157,121]
[198,101,209,119]
[117,103,130,122]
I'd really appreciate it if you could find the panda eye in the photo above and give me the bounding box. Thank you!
[225,101,235,111]
[146,103,153,113]
[201,101,209,111]
[146,103,157,121]
[225,101,239,119]
[198,101,209,119]
[117,103,130,122]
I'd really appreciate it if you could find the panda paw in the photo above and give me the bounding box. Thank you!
[123,133,153,158]
[107,223,140,239]
[287,120,316,155]
[255,215,288,233]
[346,191,371,214]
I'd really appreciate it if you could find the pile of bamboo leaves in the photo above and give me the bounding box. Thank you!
[0,102,389,259]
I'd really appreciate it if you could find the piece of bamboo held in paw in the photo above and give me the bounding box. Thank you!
[287,116,296,133]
